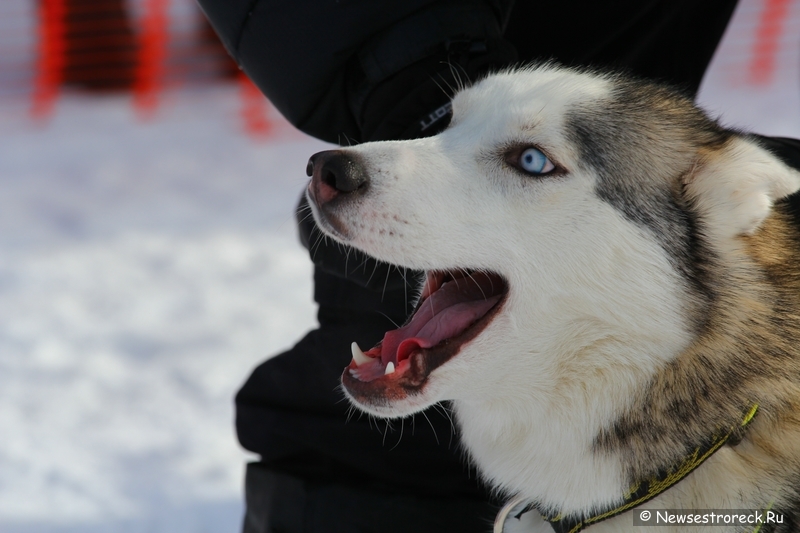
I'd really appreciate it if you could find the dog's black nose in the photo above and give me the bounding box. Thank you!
[307,150,369,205]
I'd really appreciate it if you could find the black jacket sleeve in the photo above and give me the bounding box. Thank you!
[197,0,513,144]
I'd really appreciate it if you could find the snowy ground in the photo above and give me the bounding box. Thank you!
[0,0,798,531]
[0,90,328,532]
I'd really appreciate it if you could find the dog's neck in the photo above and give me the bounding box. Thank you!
[453,325,689,513]
[454,340,762,520]
[489,401,759,533]
[455,399,624,513]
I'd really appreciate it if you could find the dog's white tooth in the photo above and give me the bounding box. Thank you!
[351,342,371,367]
[384,362,395,375]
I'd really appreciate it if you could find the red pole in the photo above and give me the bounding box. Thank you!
[239,71,273,139]
[134,0,169,117]
[31,0,66,119]
[749,0,791,85]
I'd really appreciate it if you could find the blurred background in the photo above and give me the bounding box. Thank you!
[0,0,798,532]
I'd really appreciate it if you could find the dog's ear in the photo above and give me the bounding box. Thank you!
[682,136,800,240]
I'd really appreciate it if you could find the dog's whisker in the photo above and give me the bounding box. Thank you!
[433,402,457,438]
[380,418,394,447]
[401,266,409,316]
[389,418,405,451]
[309,233,325,261]
[295,211,315,225]
[312,233,329,259]
[364,259,380,288]
[381,264,392,302]
[445,60,459,93]
[432,70,454,98]
[338,131,357,147]
[449,58,468,93]
[376,310,400,329]
[420,410,440,446]
[465,270,488,301]
[482,268,496,295]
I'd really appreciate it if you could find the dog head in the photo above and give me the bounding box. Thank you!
[306,65,800,419]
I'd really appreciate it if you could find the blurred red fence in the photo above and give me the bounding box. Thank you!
[749,0,794,84]
[1,0,275,137]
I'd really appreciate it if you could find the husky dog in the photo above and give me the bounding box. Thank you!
[305,65,800,532]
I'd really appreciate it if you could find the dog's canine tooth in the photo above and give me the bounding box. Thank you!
[384,362,395,375]
[351,342,371,367]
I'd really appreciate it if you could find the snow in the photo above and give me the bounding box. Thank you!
[0,0,798,531]
[0,88,328,532]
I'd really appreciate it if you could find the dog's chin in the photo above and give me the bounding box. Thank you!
[341,269,508,418]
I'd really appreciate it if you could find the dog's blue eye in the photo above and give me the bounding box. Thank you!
[519,148,555,175]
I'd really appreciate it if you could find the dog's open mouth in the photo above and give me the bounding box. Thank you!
[342,270,508,401]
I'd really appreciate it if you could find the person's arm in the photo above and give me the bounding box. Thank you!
[197,0,515,143]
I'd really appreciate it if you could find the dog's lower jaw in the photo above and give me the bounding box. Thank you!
[340,374,450,419]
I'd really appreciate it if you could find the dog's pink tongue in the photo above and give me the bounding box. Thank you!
[380,274,501,365]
